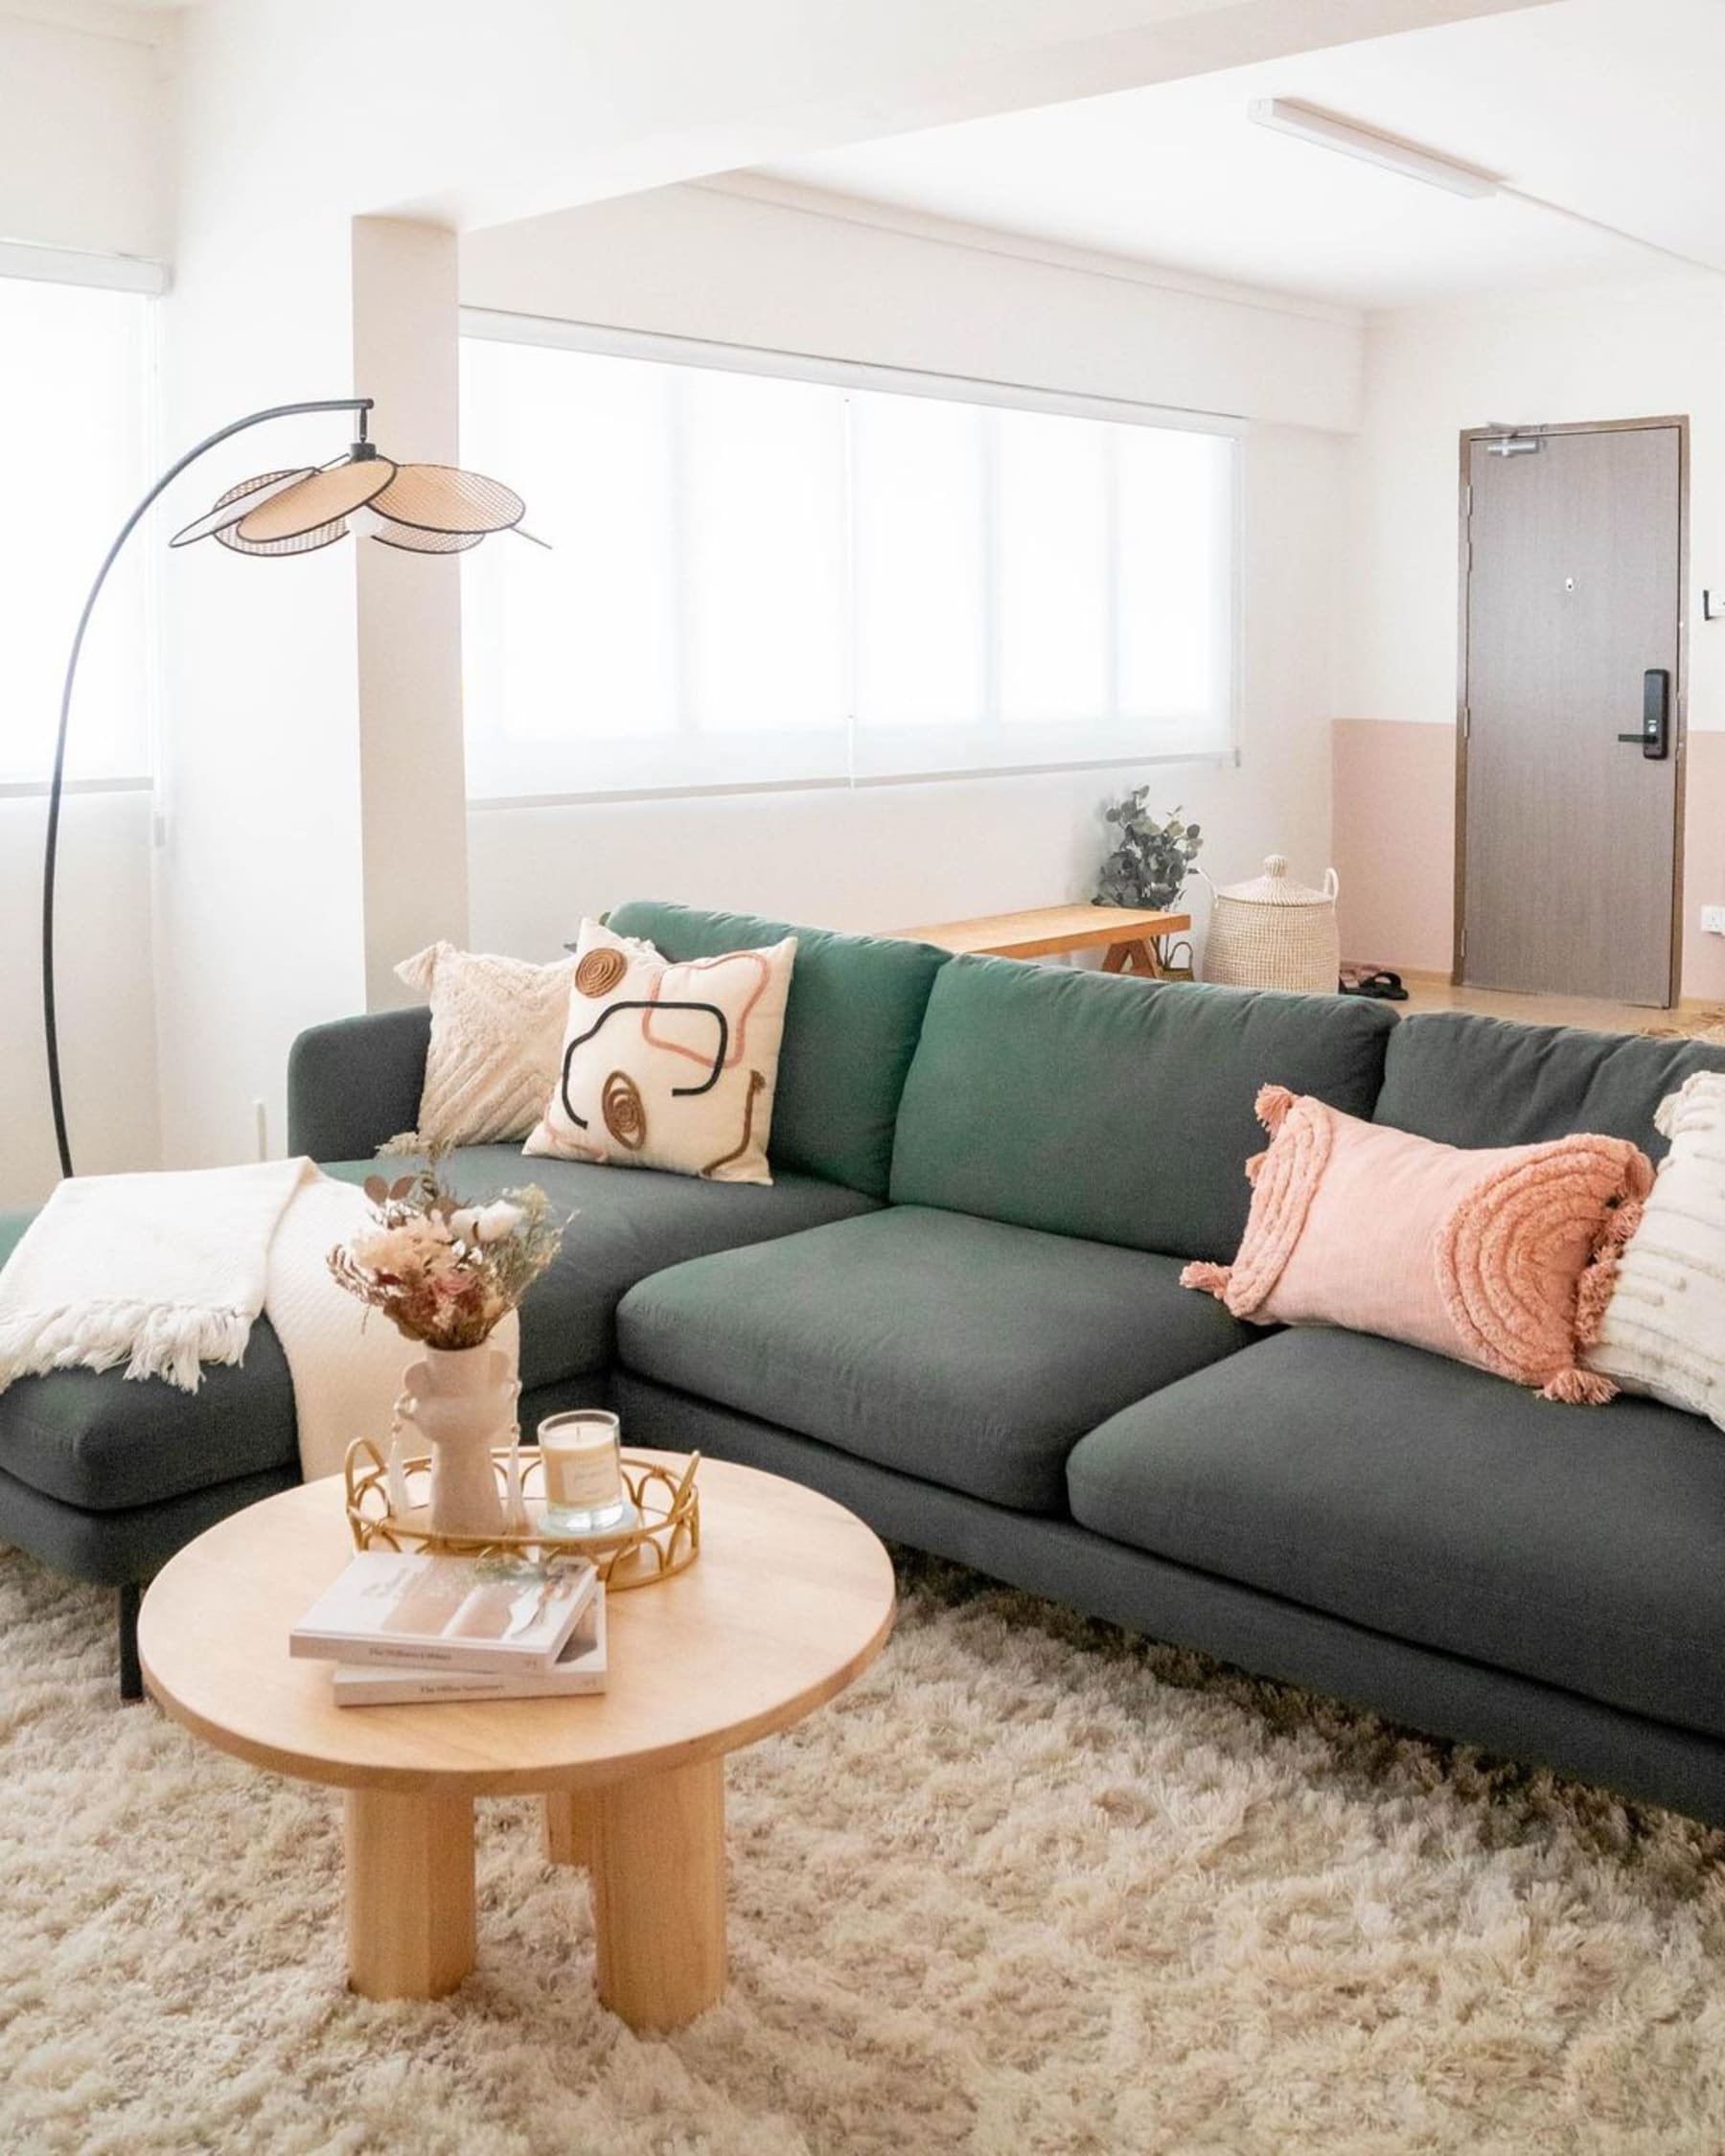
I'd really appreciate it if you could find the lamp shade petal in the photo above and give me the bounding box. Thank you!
[169,467,317,548]
[216,515,350,558]
[366,463,524,536]
[370,516,485,555]
[235,457,397,543]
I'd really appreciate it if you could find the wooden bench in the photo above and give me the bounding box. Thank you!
[890,903,1191,977]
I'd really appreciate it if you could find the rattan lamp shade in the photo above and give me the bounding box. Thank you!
[368,463,524,536]
[199,472,350,557]
[173,447,534,559]
[233,459,398,542]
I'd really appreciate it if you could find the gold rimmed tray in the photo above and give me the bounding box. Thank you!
[343,1440,701,1591]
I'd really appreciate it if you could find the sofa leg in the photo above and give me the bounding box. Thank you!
[118,1582,143,1704]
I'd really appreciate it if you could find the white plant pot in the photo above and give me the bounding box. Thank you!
[400,1342,516,1540]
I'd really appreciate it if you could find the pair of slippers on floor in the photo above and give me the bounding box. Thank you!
[1340,967,1409,1002]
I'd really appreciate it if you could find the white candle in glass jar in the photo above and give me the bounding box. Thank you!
[539,1411,627,1532]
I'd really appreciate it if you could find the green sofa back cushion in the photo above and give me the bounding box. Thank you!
[1374,1011,1725,1161]
[889,962,1397,1260]
[605,901,950,1200]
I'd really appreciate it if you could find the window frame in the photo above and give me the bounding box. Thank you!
[460,307,1246,808]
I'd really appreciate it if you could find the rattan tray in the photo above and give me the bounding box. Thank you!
[343,1439,701,1590]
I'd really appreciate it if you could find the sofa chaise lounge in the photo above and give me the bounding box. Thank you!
[5,901,1725,1826]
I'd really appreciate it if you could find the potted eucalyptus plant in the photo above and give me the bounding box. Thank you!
[1094,791,1203,976]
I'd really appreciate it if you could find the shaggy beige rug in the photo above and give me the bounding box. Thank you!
[5,1546,1725,2156]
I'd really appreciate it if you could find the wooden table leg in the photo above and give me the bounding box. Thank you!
[1104,937,1169,977]
[542,1789,595,1868]
[588,1755,726,2031]
[344,1788,476,2001]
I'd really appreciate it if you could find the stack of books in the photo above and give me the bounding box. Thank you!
[290,1549,608,1707]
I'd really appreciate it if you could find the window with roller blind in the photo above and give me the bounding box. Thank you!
[460,317,1240,801]
[0,275,155,787]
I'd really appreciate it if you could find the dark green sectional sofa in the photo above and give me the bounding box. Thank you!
[7,900,1725,1828]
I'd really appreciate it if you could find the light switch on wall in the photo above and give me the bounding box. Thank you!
[1702,906,1725,935]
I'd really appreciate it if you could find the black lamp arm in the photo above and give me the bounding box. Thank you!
[41,396,374,1181]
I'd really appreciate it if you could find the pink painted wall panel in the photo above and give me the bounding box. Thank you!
[1333,720,1725,1002]
[1684,731,1725,1004]
[1331,720,1456,974]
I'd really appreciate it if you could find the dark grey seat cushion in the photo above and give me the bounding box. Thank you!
[0,1206,299,1513]
[325,1148,878,1393]
[617,1204,1253,1513]
[0,1160,871,1516]
[1067,1325,1725,1743]
[1375,1010,1725,1159]
[0,1318,301,1513]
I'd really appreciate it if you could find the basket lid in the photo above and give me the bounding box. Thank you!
[1214,854,1336,907]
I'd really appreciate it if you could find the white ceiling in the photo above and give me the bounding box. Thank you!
[754,0,1725,310]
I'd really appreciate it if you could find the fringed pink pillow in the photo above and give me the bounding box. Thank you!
[1181,1087,1653,1404]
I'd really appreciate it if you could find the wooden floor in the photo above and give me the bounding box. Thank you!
[1397,972,1722,1040]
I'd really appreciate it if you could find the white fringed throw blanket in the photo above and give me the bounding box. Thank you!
[0,1161,518,1481]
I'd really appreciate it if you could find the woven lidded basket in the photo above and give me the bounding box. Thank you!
[1198,855,1340,996]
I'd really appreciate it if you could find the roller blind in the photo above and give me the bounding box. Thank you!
[461,326,1238,800]
[1,277,153,784]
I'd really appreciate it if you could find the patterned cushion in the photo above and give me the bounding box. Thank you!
[1587,1072,1725,1426]
[606,901,950,1200]
[525,919,796,1184]
[389,942,576,1150]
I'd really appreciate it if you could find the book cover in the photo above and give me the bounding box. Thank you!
[332,1590,609,1706]
[291,1550,596,1674]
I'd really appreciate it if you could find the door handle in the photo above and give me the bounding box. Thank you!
[1617,669,1670,759]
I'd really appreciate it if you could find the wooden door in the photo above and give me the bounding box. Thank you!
[1459,420,1685,1005]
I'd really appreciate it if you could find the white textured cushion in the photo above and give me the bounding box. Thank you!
[1587,1071,1725,1427]
[390,941,578,1151]
[524,919,795,1184]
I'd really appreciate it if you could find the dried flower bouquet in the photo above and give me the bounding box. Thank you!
[328,1153,563,1351]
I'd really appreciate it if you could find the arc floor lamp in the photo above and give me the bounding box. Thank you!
[42,395,537,1180]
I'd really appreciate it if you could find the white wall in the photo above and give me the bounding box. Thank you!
[462,185,1353,962]
[0,791,160,1204]
[1336,271,1725,991]
[463,180,1361,432]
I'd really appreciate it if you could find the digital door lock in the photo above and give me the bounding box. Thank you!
[1617,669,1670,760]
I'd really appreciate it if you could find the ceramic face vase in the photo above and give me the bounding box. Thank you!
[400,1343,517,1539]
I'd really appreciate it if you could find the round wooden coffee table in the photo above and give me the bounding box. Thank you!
[139,1452,895,2030]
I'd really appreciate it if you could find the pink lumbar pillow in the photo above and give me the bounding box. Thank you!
[1181,1086,1653,1405]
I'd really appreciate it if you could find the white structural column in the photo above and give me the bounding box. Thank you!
[352,216,470,1011]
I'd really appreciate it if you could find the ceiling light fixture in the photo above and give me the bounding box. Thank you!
[1248,98,1501,201]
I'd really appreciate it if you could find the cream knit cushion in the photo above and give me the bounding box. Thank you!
[389,942,578,1151]
[1586,1071,1725,1427]
[524,918,795,1184]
